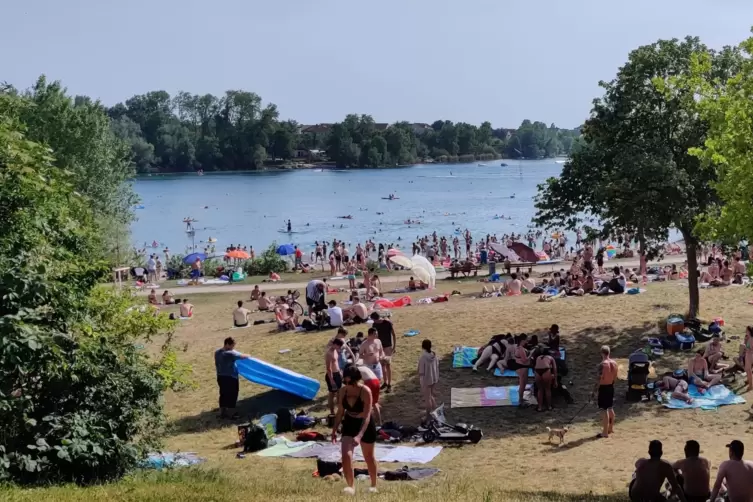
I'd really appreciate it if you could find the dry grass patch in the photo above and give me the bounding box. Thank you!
[5,280,753,501]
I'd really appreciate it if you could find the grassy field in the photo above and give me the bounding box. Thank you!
[4,279,753,501]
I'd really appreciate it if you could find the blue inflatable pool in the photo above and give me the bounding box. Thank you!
[236,358,320,400]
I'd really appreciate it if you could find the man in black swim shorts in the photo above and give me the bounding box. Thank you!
[593,345,617,438]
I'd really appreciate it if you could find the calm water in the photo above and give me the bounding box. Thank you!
[131,160,566,254]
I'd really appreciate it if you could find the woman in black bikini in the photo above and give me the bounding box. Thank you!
[331,364,378,495]
[506,334,530,406]
[534,348,557,411]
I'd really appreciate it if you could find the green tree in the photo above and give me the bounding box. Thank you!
[535,37,741,317]
[674,35,753,245]
[0,105,189,483]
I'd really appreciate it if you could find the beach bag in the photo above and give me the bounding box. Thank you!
[317,459,342,477]
[276,408,295,433]
[293,414,317,430]
[243,423,268,453]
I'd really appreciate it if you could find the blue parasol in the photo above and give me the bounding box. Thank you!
[183,252,207,264]
[276,244,295,256]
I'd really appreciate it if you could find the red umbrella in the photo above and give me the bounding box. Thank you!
[509,242,539,263]
[225,250,250,259]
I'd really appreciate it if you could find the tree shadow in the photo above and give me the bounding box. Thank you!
[168,389,327,435]
[377,321,665,441]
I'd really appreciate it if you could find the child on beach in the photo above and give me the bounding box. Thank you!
[346,262,356,290]
[329,251,336,276]
[418,339,439,421]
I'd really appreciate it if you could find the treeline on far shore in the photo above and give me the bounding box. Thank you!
[92,85,581,173]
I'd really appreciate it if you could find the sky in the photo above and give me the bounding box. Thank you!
[2,0,752,129]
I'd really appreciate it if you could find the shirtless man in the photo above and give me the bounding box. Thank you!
[688,349,722,393]
[359,327,385,383]
[257,291,272,311]
[250,285,261,301]
[711,440,753,502]
[594,345,618,438]
[179,298,193,318]
[343,297,369,324]
[521,273,536,292]
[506,273,522,296]
[704,334,727,373]
[673,440,710,502]
[630,440,686,502]
[733,256,747,284]
[657,375,693,404]
[325,339,344,415]
[721,260,734,286]
[148,289,158,305]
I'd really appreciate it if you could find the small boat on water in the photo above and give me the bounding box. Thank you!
[500,162,508,167]
[478,163,487,166]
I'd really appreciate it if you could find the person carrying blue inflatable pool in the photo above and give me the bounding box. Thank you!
[214,337,251,420]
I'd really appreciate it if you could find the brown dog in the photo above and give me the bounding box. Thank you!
[546,426,569,445]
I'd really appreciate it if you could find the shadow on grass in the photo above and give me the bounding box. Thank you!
[378,321,663,442]
[168,389,327,435]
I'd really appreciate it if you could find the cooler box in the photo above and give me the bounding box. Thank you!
[674,332,696,351]
[666,315,685,336]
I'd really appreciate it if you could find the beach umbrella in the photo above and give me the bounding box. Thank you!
[509,242,539,263]
[183,252,207,264]
[605,245,617,259]
[389,254,413,269]
[411,255,436,289]
[226,249,250,259]
[276,244,295,256]
[387,248,402,257]
[412,266,431,284]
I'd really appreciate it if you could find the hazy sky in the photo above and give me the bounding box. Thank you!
[2,0,752,128]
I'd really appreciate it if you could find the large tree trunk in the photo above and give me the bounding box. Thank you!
[681,228,700,319]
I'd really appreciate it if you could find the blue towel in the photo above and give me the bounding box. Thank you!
[663,384,745,410]
[404,329,420,337]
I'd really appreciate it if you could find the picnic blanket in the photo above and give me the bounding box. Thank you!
[281,442,442,463]
[256,438,311,457]
[451,385,534,408]
[662,384,745,410]
[494,347,566,377]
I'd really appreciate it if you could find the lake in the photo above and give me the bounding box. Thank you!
[130,159,566,254]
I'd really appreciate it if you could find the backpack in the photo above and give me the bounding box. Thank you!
[243,423,268,453]
[317,459,342,477]
[276,408,295,433]
[293,415,317,430]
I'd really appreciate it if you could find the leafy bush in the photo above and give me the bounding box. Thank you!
[0,97,189,484]
[243,244,288,276]
[166,254,191,279]
[458,154,476,163]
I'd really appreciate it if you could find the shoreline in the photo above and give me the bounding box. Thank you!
[136,253,687,296]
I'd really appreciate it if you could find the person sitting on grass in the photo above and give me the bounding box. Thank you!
[148,288,159,305]
[688,349,722,393]
[343,297,369,324]
[256,291,273,311]
[629,440,686,502]
[703,333,728,373]
[277,307,299,331]
[162,289,175,305]
[710,440,753,502]
[250,285,261,301]
[505,272,522,296]
[656,375,693,404]
[521,272,536,293]
[672,440,711,502]
[179,298,193,318]
[233,300,250,328]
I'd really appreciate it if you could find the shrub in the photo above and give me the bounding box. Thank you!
[243,243,289,276]
[166,254,191,279]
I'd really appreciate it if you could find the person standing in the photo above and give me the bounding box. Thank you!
[593,345,618,438]
[146,254,157,284]
[418,340,439,421]
[370,312,395,393]
[191,257,202,285]
[331,365,378,495]
[325,339,344,416]
[215,337,251,419]
[294,245,303,269]
[711,440,753,502]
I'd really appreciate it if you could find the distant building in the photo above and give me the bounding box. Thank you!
[410,123,432,135]
[374,123,390,131]
[294,148,325,161]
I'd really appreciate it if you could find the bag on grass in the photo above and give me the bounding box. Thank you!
[317,459,342,477]
[243,423,268,452]
[276,408,295,433]
[293,415,317,430]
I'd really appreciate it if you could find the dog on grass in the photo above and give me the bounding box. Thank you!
[546,426,569,445]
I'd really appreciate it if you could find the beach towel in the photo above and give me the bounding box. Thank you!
[662,384,745,410]
[451,346,479,368]
[404,329,420,337]
[256,438,310,458]
[451,385,534,408]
